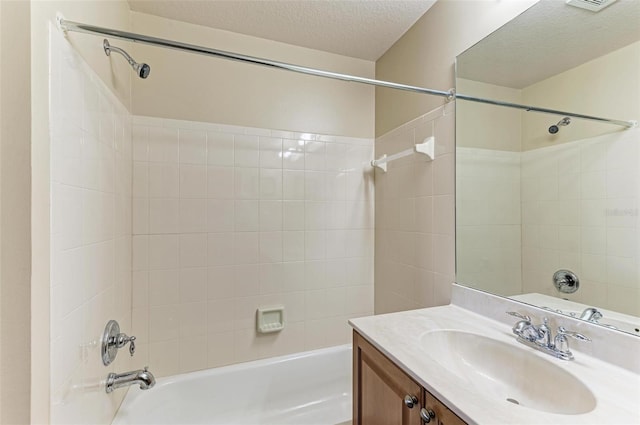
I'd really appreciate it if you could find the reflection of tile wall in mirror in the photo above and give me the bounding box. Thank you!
[519,130,640,317]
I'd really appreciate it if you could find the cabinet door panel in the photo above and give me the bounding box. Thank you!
[354,332,422,425]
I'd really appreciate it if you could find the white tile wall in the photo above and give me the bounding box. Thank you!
[132,117,374,376]
[49,31,133,424]
[456,147,522,296]
[374,103,456,314]
[521,129,640,316]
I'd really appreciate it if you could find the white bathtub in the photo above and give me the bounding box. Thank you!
[112,345,352,425]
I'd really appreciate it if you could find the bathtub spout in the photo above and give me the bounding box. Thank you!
[106,366,156,393]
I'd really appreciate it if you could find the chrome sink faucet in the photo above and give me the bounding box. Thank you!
[507,312,591,360]
[106,366,156,393]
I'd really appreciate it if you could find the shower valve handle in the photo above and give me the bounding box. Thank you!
[128,336,136,356]
[116,333,136,356]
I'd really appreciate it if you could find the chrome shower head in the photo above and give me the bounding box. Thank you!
[134,62,151,79]
[548,117,571,134]
[103,39,151,79]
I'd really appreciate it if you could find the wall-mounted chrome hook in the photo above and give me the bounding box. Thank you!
[102,320,136,366]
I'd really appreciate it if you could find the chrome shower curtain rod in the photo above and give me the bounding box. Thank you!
[57,17,637,130]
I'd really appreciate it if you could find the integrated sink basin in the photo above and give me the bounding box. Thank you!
[420,330,596,415]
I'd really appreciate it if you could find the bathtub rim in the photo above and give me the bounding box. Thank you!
[139,343,352,390]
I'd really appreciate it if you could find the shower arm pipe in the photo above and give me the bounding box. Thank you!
[57,17,638,130]
[105,42,137,68]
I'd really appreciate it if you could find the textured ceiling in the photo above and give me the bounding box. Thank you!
[127,0,436,61]
[457,0,640,89]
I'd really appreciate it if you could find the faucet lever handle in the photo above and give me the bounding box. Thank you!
[506,311,531,322]
[129,336,136,356]
[116,333,137,356]
[557,326,591,342]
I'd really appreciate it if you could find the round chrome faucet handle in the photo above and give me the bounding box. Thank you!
[506,311,531,322]
[557,326,591,342]
[553,269,580,294]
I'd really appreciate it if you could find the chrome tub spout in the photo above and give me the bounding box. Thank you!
[106,366,156,393]
[579,307,603,322]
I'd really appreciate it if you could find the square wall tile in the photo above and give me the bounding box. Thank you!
[282,139,305,170]
[180,165,207,198]
[207,167,234,199]
[259,168,282,200]
[148,235,179,270]
[234,200,259,231]
[179,129,207,165]
[259,137,283,169]
[148,127,179,163]
[149,199,179,234]
[179,199,207,233]
[235,168,260,199]
[179,233,208,268]
[148,163,179,198]
[149,269,179,307]
[207,132,234,166]
[234,135,259,167]
[259,200,283,231]
[207,233,235,266]
[179,268,208,303]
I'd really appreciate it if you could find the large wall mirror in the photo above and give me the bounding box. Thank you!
[455,0,640,336]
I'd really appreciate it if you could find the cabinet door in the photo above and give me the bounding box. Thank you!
[424,390,466,425]
[353,331,423,425]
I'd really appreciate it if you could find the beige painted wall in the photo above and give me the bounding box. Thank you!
[456,78,522,151]
[1,2,31,423]
[131,12,375,138]
[375,0,537,137]
[522,41,640,151]
[374,0,536,313]
[31,1,132,422]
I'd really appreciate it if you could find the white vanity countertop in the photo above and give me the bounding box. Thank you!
[349,305,640,425]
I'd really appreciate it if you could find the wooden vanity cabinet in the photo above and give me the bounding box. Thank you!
[353,331,466,425]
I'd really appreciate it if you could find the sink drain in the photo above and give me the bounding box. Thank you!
[506,398,520,405]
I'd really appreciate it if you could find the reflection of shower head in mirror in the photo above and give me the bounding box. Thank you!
[548,117,571,134]
[103,39,151,79]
